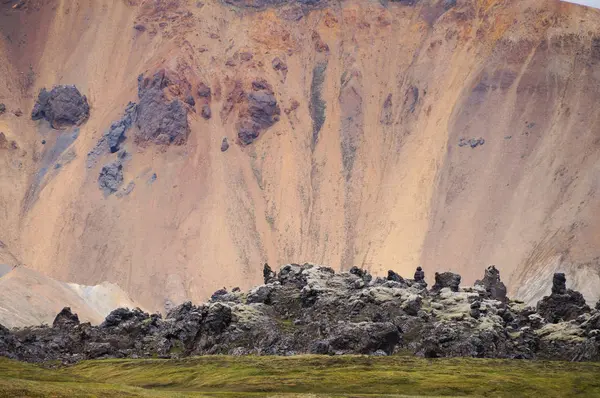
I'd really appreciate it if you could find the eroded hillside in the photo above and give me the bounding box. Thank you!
[1,0,599,311]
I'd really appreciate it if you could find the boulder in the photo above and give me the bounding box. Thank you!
[184,95,196,107]
[98,161,124,195]
[135,70,189,145]
[387,270,404,283]
[221,137,230,152]
[31,85,90,128]
[210,288,229,302]
[237,80,280,145]
[101,308,148,328]
[349,266,372,283]
[272,57,288,79]
[474,265,507,303]
[201,104,212,119]
[403,295,422,316]
[537,273,590,323]
[247,285,273,304]
[52,307,80,329]
[197,82,212,98]
[432,272,461,292]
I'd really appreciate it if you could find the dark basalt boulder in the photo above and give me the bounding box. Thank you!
[237,79,280,145]
[197,82,212,99]
[272,57,288,79]
[432,272,461,292]
[184,95,196,107]
[31,85,90,128]
[474,265,507,303]
[101,308,148,328]
[349,266,372,283]
[221,137,230,152]
[135,70,189,145]
[210,288,228,302]
[247,285,273,304]
[537,273,590,323]
[53,307,80,329]
[387,270,404,283]
[201,104,212,120]
[98,161,123,195]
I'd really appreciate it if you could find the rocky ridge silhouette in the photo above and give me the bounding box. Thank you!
[1,264,599,363]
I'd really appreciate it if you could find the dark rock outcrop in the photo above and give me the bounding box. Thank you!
[87,103,136,168]
[201,104,212,120]
[432,272,461,292]
[237,79,280,145]
[0,103,5,115]
[474,265,507,303]
[537,273,590,323]
[272,57,288,79]
[197,82,212,99]
[98,161,124,195]
[414,266,425,284]
[107,102,137,153]
[221,137,230,152]
[135,70,189,145]
[53,307,80,329]
[1,266,599,363]
[263,263,276,284]
[387,270,404,283]
[31,85,90,128]
[459,137,485,148]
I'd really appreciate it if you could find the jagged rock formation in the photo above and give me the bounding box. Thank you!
[52,307,80,329]
[135,70,189,146]
[475,265,507,303]
[238,79,281,145]
[31,85,89,128]
[1,264,599,363]
[87,102,137,168]
[414,266,426,287]
[432,272,461,292]
[537,273,591,323]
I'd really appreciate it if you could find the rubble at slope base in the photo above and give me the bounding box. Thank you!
[1,264,600,363]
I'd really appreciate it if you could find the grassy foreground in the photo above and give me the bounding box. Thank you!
[1,355,600,397]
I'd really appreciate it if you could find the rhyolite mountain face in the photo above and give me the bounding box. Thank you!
[1,264,599,363]
[1,0,600,315]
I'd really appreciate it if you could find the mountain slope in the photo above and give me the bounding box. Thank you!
[0,0,599,311]
[0,266,142,328]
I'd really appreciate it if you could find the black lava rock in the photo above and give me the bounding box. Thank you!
[31,85,90,128]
